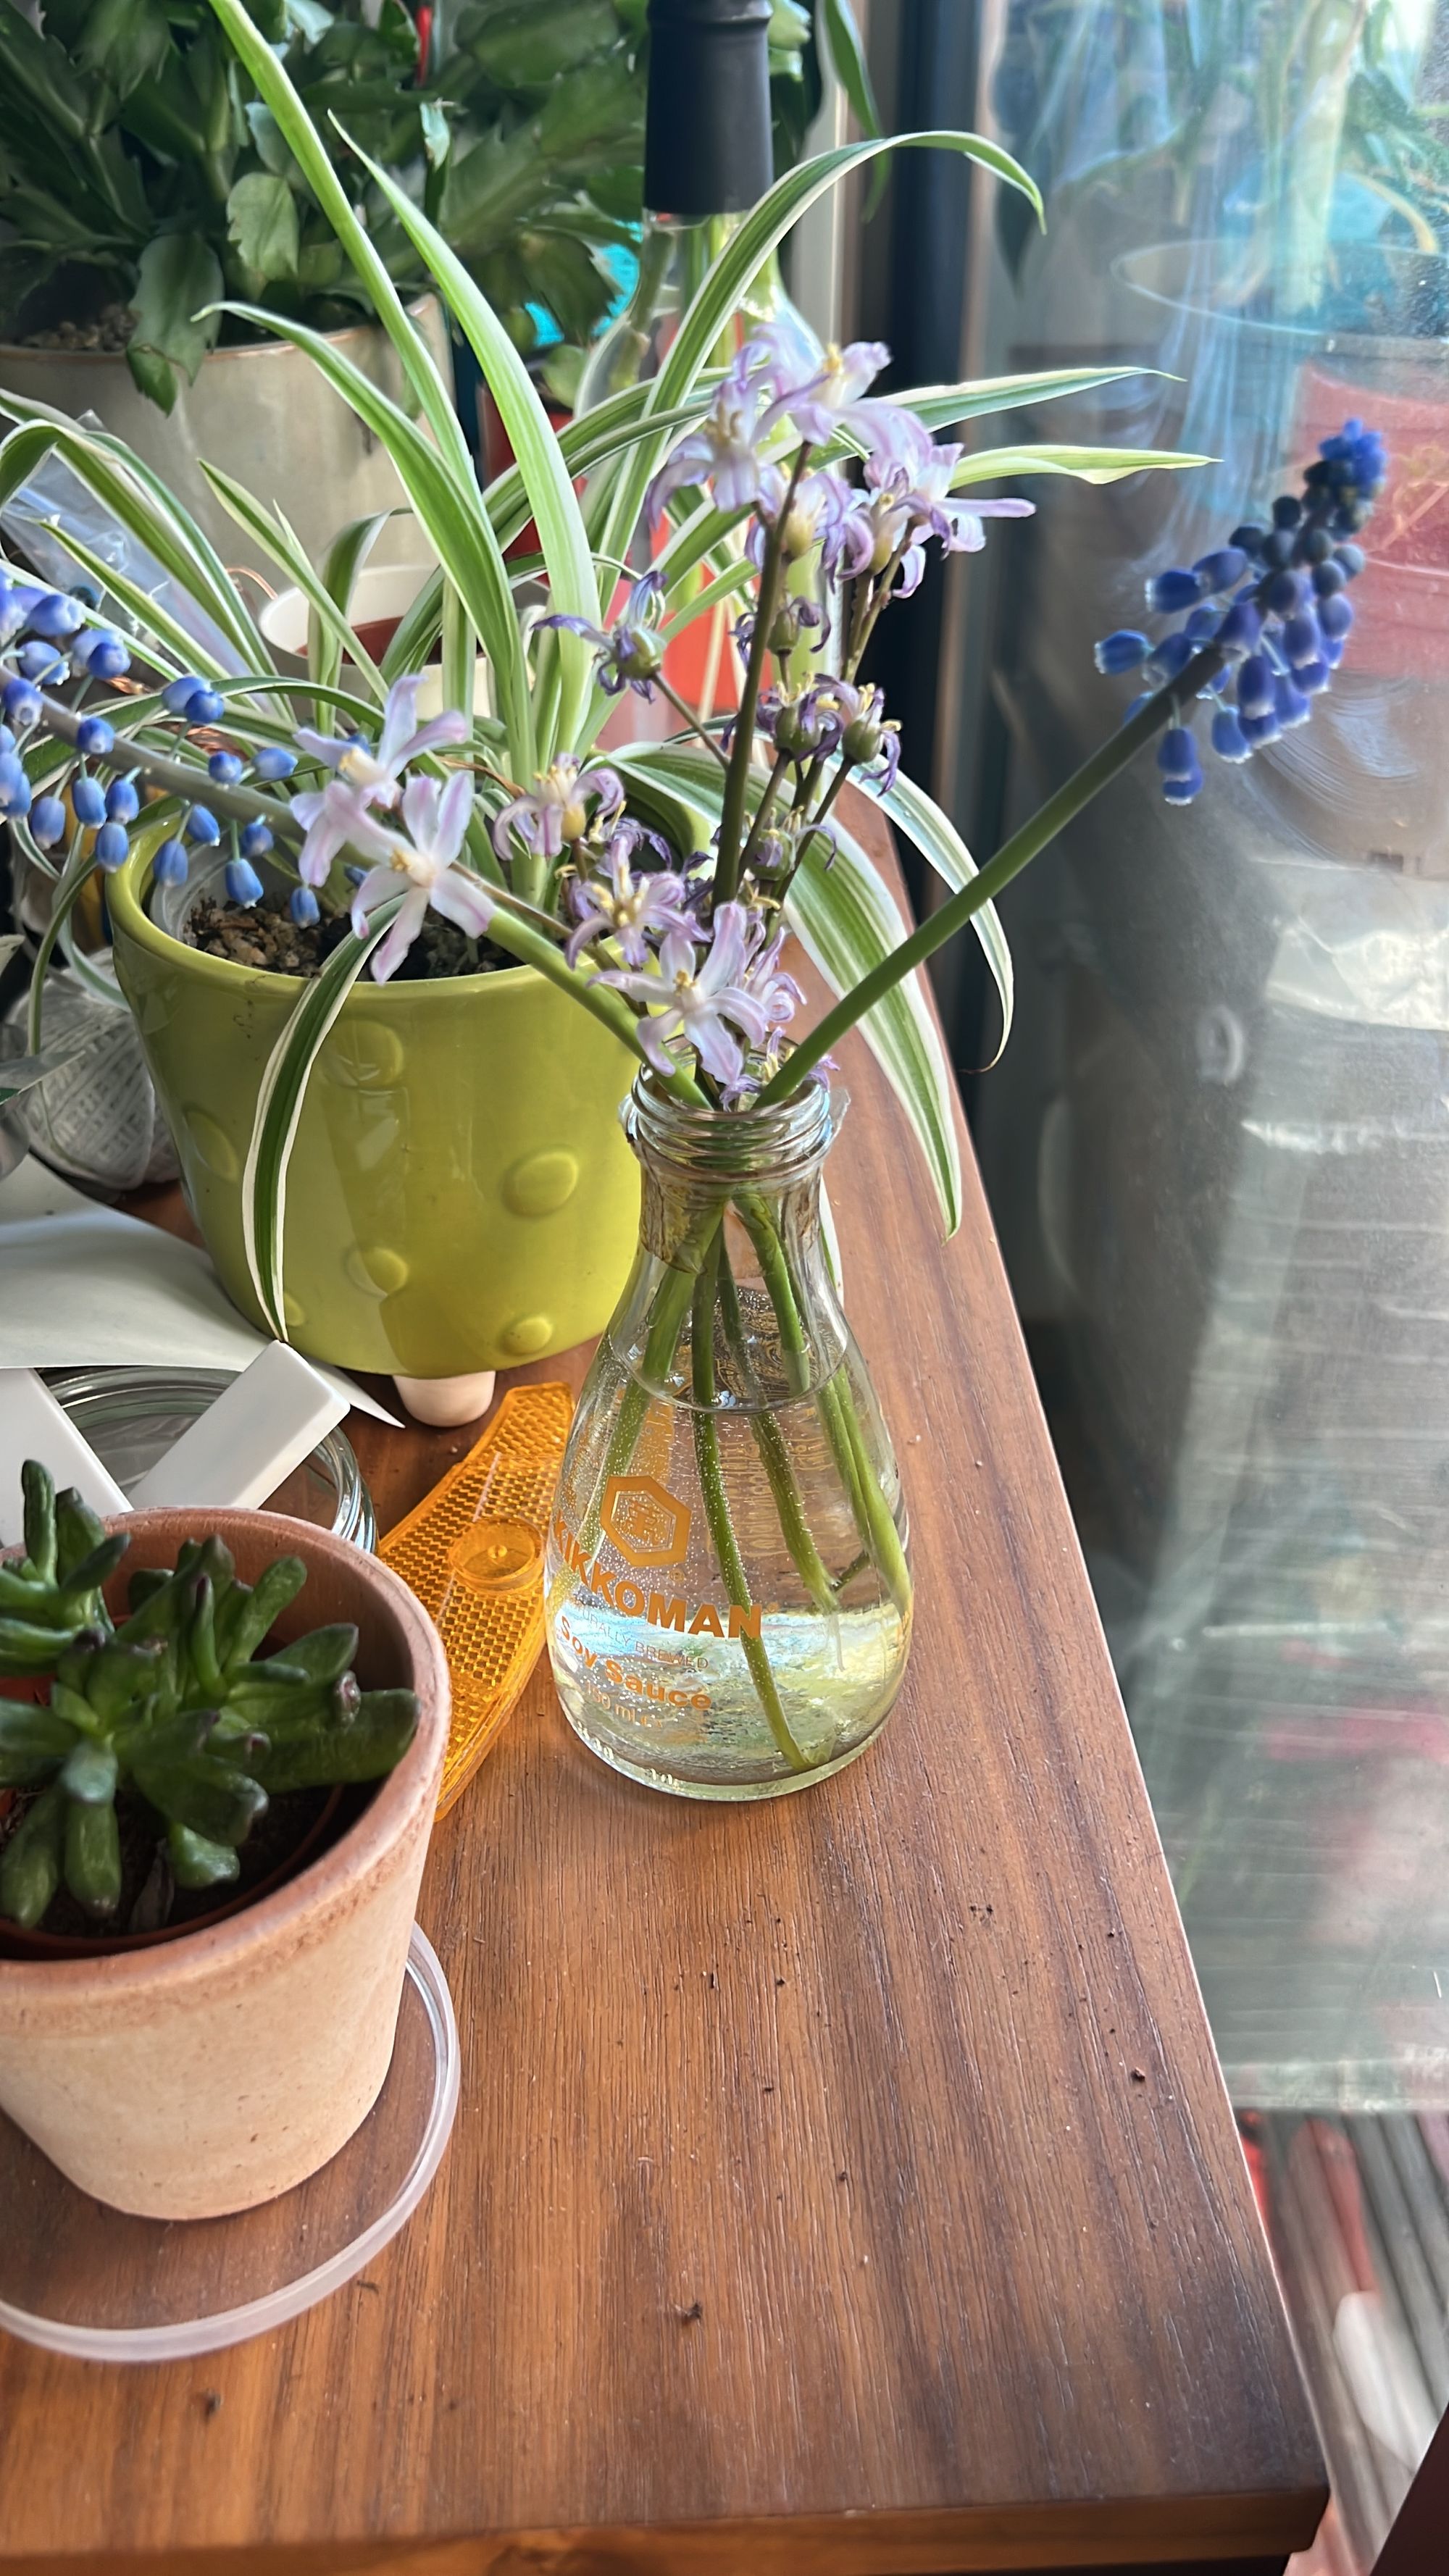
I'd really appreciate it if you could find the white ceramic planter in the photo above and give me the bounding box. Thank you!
[0,1508,449,2220]
[0,299,452,568]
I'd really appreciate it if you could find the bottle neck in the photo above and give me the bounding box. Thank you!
[645,0,774,220]
[613,1076,849,1402]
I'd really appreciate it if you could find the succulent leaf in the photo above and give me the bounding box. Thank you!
[0,1465,419,1930]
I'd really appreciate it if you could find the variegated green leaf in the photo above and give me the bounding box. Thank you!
[877,769,1012,1063]
[215,301,533,769]
[206,0,469,482]
[314,511,392,693]
[951,443,1213,488]
[342,130,598,752]
[199,461,385,700]
[241,914,391,1341]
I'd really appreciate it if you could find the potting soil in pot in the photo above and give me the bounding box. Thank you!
[186,894,514,982]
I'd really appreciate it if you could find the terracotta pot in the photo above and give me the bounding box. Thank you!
[0,1785,344,1961]
[0,1509,448,2220]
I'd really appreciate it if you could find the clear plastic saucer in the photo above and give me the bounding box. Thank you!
[0,1926,459,2363]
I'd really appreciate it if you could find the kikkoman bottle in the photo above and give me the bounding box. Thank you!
[543,1075,912,1798]
[576,0,820,415]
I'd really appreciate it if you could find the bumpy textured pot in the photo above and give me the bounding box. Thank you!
[108,842,640,1378]
[0,1509,448,2220]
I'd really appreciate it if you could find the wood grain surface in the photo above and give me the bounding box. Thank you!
[0,806,1325,2573]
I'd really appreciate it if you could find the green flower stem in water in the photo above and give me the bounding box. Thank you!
[734,1189,912,1619]
[716,1237,838,1615]
[690,1236,810,1773]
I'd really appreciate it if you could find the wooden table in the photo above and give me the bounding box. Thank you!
[0,817,1325,2575]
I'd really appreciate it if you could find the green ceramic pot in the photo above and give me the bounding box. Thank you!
[108,843,640,1378]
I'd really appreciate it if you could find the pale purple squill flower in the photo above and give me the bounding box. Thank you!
[592,900,777,1090]
[294,675,468,806]
[289,777,397,889]
[566,821,693,967]
[349,771,496,982]
[290,675,470,887]
[539,572,664,698]
[491,756,625,866]
[644,343,780,532]
[841,447,1035,596]
[765,340,924,468]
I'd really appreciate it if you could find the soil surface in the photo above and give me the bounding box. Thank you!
[20,302,134,354]
[0,1779,341,1945]
[186,892,511,982]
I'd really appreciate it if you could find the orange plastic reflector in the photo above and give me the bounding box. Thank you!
[380,1384,573,1815]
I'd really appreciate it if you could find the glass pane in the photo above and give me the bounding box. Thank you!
[950,1,1449,2560]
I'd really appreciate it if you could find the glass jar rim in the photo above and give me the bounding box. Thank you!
[625,1066,840,1187]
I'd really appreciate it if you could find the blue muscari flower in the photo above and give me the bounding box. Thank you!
[226,858,264,907]
[1261,568,1306,617]
[1282,611,1321,669]
[209,750,243,786]
[93,820,129,871]
[1103,417,1385,800]
[29,792,67,846]
[18,637,65,683]
[104,775,139,824]
[0,725,12,756]
[1147,567,1203,614]
[153,837,189,886]
[1237,653,1275,719]
[1194,547,1247,593]
[0,752,32,817]
[1145,630,1195,685]
[1158,725,1202,803]
[185,804,221,844]
[26,591,85,641]
[1215,599,1262,656]
[72,627,130,679]
[253,745,296,781]
[289,885,320,927]
[162,674,206,714]
[1,677,41,732]
[1274,674,1310,729]
[240,819,273,858]
[1093,629,1150,675]
[1241,708,1281,748]
[71,774,107,827]
[75,714,115,757]
[183,688,227,727]
[1211,708,1252,763]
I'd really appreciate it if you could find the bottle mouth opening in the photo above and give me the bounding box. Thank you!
[625,1066,839,1186]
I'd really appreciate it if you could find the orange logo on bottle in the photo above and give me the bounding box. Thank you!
[599,1474,692,1570]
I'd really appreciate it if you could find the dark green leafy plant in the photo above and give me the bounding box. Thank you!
[0,1461,417,1932]
[0,0,866,406]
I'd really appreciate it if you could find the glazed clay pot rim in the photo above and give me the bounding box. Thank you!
[109,832,536,1006]
[0,294,443,370]
[0,1507,448,2002]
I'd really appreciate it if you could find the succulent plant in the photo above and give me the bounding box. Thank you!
[0,1463,417,1932]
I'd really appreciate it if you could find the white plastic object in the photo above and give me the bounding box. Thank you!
[0,1925,459,2363]
[393,1370,496,1427]
[0,1368,128,1544]
[126,1343,349,1513]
